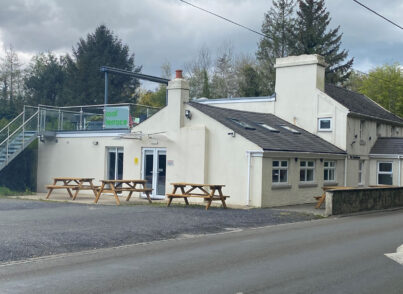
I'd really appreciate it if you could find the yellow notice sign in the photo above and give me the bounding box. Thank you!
[134,157,139,165]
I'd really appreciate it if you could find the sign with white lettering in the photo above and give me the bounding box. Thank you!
[104,106,129,129]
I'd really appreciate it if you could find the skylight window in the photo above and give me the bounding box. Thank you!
[280,125,301,134]
[230,118,255,130]
[257,123,279,132]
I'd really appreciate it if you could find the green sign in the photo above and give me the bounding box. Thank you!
[104,106,129,129]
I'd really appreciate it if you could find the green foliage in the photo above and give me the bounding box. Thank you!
[24,52,65,106]
[291,0,353,83]
[256,0,296,95]
[138,86,167,108]
[238,64,261,97]
[63,25,141,106]
[201,69,211,98]
[346,64,403,117]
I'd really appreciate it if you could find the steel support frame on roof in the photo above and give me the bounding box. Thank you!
[100,66,170,105]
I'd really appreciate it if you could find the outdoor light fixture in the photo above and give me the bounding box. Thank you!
[227,131,235,137]
[185,109,192,120]
[93,141,99,146]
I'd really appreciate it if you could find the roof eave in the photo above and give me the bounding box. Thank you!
[348,112,403,127]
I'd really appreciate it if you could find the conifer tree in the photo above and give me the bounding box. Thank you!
[256,0,296,95]
[292,0,353,83]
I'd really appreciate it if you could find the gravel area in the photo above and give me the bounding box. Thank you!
[0,198,318,263]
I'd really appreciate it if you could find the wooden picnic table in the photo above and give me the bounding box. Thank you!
[46,177,98,200]
[94,179,152,205]
[314,185,354,209]
[166,182,229,210]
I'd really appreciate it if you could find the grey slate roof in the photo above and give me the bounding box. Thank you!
[370,137,403,155]
[189,102,346,155]
[325,84,403,125]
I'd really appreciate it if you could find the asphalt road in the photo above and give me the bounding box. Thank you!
[0,198,314,262]
[0,207,402,294]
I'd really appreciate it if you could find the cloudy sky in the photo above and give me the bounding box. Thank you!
[0,0,402,88]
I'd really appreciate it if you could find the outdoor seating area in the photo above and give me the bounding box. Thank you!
[167,182,229,210]
[46,177,152,205]
[45,178,229,209]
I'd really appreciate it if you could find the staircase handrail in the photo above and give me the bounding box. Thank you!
[0,111,24,134]
[0,110,39,147]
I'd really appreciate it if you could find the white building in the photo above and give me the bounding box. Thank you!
[35,54,403,207]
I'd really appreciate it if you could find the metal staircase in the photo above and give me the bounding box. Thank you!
[0,107,39,172]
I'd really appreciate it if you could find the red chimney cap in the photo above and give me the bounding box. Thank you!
[175,70,183,79]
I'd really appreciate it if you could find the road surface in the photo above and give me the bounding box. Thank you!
[0,209,402,294]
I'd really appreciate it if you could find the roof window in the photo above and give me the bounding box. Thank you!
[257,123,279,132]
[230,118,256,130]
[280,125,301,134]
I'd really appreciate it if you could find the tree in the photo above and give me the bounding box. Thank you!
[346,64,403,117]
[291,0,353,84]
[256,0,296,95]
[184,46,212,98]
[237,63,261,97]
[24,52,65,106]
[211,44,237,98]
[63,25,141,105]
[0,46,24,118]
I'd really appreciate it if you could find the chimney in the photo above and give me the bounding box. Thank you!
[166,69,189,129]
[275,54,327,92]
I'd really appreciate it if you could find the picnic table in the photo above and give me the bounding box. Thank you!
[314,185,354,209]
[166,182,229,210]
[46,177,98,200]
[94,179,152,205]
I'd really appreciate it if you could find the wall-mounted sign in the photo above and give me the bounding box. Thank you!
[134,157,139,165]
[104,106,129,129]
[167,160,174,166]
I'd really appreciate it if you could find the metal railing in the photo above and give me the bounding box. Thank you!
[35,103,160,132]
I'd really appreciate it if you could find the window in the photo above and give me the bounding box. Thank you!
[318,118,332,131]
[377,162,393,185]
[272,160,288,183]
[324,161,336,181]
[300,160,315,182]
[359,120,365,138]
[230,118,255,130]
[257,123,279,132]
[358,160,364,185]
[280,125,301,134]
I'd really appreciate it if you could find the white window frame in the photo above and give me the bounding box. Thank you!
[272,160,288,184]
[377,161,393,185]
[318,118,332,132]
[300,160,315,182]
[324,160,336,182]
[358,160,364,185]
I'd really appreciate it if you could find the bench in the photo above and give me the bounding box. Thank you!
[167,183,229,210]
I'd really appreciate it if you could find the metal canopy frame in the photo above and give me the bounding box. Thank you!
[100,66,170,105]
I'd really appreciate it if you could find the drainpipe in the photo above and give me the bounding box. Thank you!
[344,156,348,187]
[399,156,402,186]
[246,150,263,206]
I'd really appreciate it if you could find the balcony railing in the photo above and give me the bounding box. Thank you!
[26,103,160,133]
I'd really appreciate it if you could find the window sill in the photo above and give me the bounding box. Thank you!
[318,129,332,132]
[298,182,318,188]
[324,181,338,186]
[271,184,292,190]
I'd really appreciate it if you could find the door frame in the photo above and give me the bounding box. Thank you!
[106,147,124,180]
[141,148,167,199]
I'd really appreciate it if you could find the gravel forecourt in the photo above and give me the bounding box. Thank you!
[0,198,318,263]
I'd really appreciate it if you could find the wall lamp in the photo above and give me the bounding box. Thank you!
[228,131,235,137]
[185,109,192,120]
[93,141,99,146]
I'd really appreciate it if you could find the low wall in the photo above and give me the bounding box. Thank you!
[325,187,403,216]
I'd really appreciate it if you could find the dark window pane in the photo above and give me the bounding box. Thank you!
[300,170,305,181]
[273,161,279,167]
[320,119,331,129]
[272,170,279,182]
[324,170,329,181]
[280,170,287,182]
[379,163,392,172]
[378,174,392,185]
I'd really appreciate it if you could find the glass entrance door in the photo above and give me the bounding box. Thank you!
[107,148,123,190]
[142,148,166,199]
